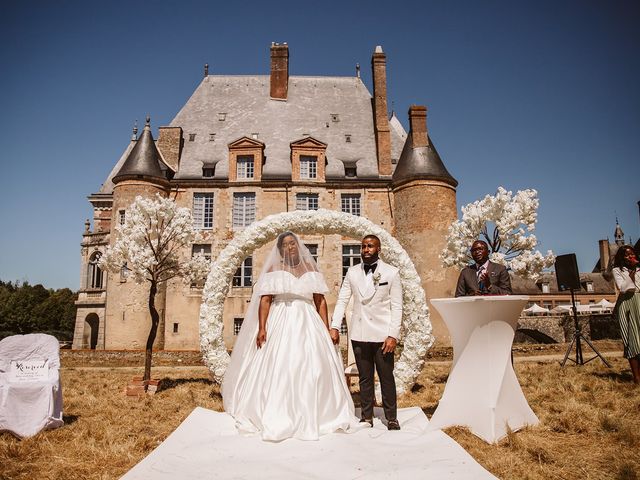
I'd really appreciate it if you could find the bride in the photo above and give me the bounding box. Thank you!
[222,232,359,441]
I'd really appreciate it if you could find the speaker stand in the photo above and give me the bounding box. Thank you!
[560,288,611,367]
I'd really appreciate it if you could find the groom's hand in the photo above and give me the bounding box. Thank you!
[329,328,340,345]
[382,336,397,354]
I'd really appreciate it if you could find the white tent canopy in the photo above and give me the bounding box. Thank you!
[523,304,550,314]
[594,299,615,308]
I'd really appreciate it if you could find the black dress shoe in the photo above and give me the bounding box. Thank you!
[359,418,373,427]
[387,419,400,430]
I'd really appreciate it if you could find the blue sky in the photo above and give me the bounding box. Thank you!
[0,0,638,289]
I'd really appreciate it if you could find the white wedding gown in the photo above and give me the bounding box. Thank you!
[223,271,358,441]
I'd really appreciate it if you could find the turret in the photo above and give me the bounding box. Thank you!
[392,105,458,343]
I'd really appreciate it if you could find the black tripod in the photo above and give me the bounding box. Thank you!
[561,288,611,367]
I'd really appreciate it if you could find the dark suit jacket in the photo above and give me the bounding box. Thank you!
[455,261,512,297]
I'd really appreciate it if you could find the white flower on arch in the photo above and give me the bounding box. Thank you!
[199,209,433,394]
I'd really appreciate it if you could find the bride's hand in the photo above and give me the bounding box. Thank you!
[256,329,267,348]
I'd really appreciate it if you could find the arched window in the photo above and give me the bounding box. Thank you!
[87,252,104,289]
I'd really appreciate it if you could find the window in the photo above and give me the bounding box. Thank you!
[87,252,104,289]
[232,193,256,229]
[345,166,357,178]
[341,194,361,216]
[305,244,318,262]
[541,283,550,294]
[233,257,253,287]
[296,193,319,211]
[188,133,196,141]
[192,244,212,260]
[236,155,255,179]
[251,133,259,139]
[209,133,216,142]
[342,245,361,278]
[193,193,214,229]
[218,113,226,121]
[234,318,244,335]
[300,156,318,179]
[118,210,125,225]
[173,323,179,334]
[543,301,553,309]
[586,281,594,292]
[202,167,215,178]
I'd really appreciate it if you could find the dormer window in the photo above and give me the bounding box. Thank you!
[228,137,265,182]
[345,166,357,178]
[237,155,255,179]
[188,133,196,142]
[218,113,226,121]
[251,133,259,139]
[345,134,352,143]
[300,156,317,179]
[202,167,215,178]
[209,133,216,142]
[586,281,594,292]
[542,282,550,294]
[290,137,327,182]
[331,114,340,123]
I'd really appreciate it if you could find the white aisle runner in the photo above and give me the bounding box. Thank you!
[121,407,496,479]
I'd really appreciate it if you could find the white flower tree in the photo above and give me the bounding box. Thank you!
[441,187,555,280]
[100,194,209,384]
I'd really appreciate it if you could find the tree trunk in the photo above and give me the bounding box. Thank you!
[144,281,160,384]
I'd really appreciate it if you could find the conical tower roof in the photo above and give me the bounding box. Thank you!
[113,116,167,184]
[392,106,457,187]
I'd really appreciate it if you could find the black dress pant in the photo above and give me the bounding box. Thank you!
[352,340,397,421]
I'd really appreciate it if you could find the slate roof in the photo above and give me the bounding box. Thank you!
[168,75,407,180]
[112,119,172,184]
[510,272,615,296]
[392,134,458,187]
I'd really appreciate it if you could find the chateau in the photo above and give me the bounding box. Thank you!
[72,44,459,351]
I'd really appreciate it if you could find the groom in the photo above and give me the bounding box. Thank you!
[330,235,402,430]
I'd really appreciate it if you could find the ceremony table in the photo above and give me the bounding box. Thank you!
[428,296,538,443]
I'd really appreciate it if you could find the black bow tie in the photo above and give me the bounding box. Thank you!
[363,263,377,274]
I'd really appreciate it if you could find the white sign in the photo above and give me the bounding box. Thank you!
[9,359,49,382]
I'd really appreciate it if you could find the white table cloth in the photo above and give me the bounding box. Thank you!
[428,296,538,443]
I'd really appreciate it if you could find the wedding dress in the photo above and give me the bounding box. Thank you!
[222,233,358,441]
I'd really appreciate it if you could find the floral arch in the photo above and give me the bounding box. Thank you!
[199,209,434,394]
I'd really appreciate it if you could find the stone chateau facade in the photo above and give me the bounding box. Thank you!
[72,43,459,351]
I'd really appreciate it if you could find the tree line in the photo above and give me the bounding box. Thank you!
[0,280,77,341]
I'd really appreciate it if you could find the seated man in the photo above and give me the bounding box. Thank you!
[455,240,512,297]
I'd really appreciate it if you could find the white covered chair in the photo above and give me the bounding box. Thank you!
[0,334,64,438]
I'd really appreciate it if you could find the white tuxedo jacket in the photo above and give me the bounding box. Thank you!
[331,259,402,342]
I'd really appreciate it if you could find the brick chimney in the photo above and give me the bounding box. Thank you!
[598,239,611,272]
[270,42,289,100]
[408,105,429,148]
[371,46,392,176]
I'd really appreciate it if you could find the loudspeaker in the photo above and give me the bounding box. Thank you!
[555,253,581,291]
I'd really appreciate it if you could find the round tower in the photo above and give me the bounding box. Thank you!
[392,106,458,343]
[107,116,171,350]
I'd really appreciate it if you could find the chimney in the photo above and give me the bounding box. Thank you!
[408,105,429,148]
[371,46,392,176]
[598,239,610,272]
[270,42,289,100]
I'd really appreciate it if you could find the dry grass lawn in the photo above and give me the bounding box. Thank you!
[1,345,638,480]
